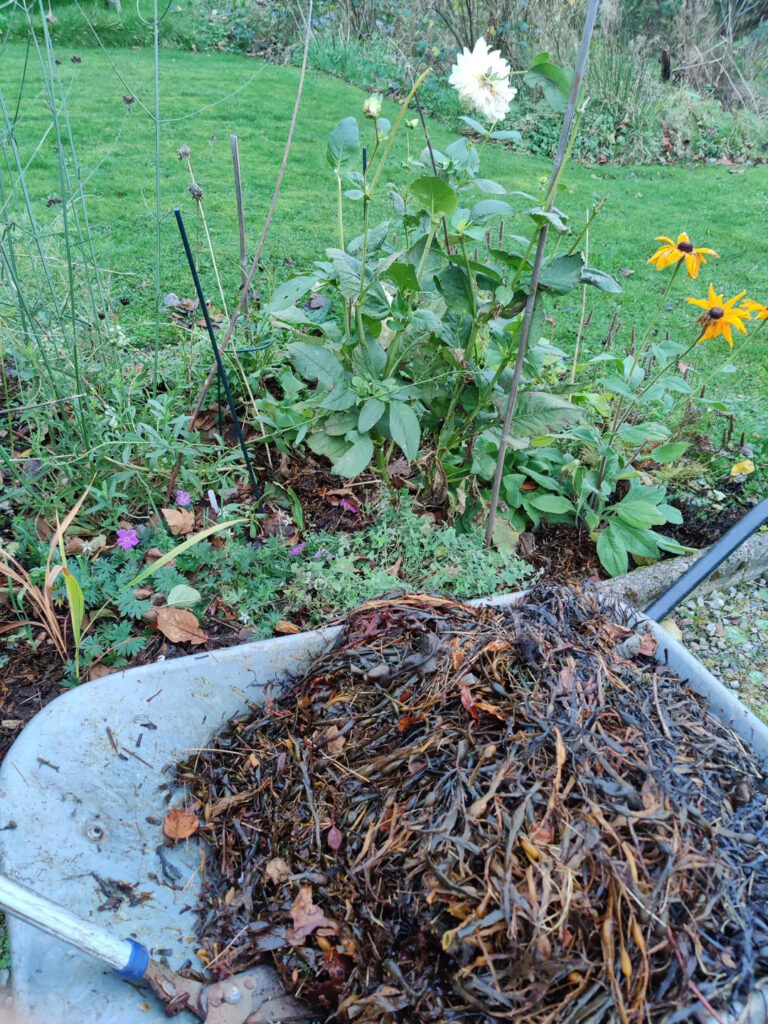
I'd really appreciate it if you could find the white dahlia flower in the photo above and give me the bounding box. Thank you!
[448,37,517,123]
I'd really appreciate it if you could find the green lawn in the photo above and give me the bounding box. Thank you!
[2,42,767,417]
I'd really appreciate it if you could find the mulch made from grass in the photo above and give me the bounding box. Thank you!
[176,587,768,1024]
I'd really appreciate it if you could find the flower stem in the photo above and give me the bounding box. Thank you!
[369,69,431,195]
[625,261,682,385]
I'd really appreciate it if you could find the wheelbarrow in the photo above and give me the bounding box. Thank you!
[1,502,768,1024]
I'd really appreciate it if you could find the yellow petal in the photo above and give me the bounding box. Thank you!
[687,297,710,310]
[707,283,720,305]
[721,322,733,346]
[695,247,719,257]
[730,459,755,477]
[723,290,746,310]
[676,232,690,245]
[684,253,700,278]
[654,236,676,246]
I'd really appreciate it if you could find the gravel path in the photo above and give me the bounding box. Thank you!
[674,577,768,721]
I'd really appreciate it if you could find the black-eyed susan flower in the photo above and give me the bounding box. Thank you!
[648,232,719,278]
[687,284,750,347]
[741,298,768,320]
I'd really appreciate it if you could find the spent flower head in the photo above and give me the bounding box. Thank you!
[687,284,750,347]
[648,232,718,279]
[449,37,516,123]
[177,145,191,160]
[188,182,204,201]
[116,528,140,551]
[363,93,383,119]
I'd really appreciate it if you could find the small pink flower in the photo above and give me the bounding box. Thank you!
[176,490,192,507]
[289,542,306,556]
[338,497,357,514]
[314,547,330,559]
[116,528,140,551]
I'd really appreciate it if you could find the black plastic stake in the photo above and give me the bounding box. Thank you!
[645,497,768,622]
[174,208,262,506]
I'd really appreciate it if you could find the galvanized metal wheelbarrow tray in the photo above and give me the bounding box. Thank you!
[3,497,768,1024]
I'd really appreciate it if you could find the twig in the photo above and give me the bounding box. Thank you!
[485,0,600,548]
[230,134,248,296]
[166,0,313,497]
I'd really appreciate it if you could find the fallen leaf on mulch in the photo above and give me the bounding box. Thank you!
[289,886,339,942]
[156,606,207,645]
[163,807,200,841]
[325,725,345,755]
[87,664,116,680]
[275,620,300,635]
[265,857,291,885]
[162,507,195,536]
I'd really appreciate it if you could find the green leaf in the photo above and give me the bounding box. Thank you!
[615,499,667,530]
[288,342,344,387]
[471,450,497,480]
[434,266,473,313]
[654,532,696,554]
[539,253,585,294]
[528,206,569,232]
[490,129,522,142]
[514,391,582,435]
[524,55,573,113]
[503,473,526,507]
[320,386,357,411]
[263,275,315,312]
[470,199,514,222]
[308,432,350,460]
[331,435,374,478]
[358,398,386,433]
[325,412,358,436]
[327,248,363,298]
[657,502,684,525]
[473,178,507,194]
[597,527,629,577]
[327,116,360,173]
[609,522,660,559]
[617,422,670,445]
[459,114,488,134]
[410,176,459,217]
[386,261,420,293]
[528,493,575,514]
[389,401,421,461]
[652,442,688,464]
[167,584,202,609]
[580,266,623,293]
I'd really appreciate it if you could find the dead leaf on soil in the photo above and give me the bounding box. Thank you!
[88,664,116,680]
[637,632,658,657]
[265,857,291,885]
[325,725,346,755]
[289,886,339,942]
[161,507,195,536]
[156,606,207,646]
[163,807,199,841]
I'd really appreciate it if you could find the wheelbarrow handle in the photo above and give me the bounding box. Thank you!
[0,873,149,980]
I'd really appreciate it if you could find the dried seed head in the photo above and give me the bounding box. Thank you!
[709,306,724,319]
[188,182,204,201]
[178,145,191,160]
[677,240,694,253]
[45,11,57,24]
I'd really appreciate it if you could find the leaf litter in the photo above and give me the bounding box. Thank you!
[175,586,768,1022]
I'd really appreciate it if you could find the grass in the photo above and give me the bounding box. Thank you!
[2,41,767,419]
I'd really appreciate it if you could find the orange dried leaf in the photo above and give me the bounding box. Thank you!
[275,620,300,635]
[265,857,291,885]
[163,807,199,841]
[156,606,207,646]
[161,507,195,536]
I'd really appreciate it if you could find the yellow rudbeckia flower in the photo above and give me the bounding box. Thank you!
[687,284,750,347]
[741,298,768,320]
[648,232,719,278]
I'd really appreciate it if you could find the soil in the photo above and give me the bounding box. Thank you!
[0,641,65,765]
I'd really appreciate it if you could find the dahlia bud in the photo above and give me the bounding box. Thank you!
[177,145,191,160]
[188,182,203,201]
[363,93,383,119]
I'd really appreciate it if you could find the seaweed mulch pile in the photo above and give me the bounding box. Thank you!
[176,588,768,1023]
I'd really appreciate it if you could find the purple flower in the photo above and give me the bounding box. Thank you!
[339,497,358,514]
[289,542,307,556]
[314,547,330,559]
[176,489,192,507]
[116,528,140,551]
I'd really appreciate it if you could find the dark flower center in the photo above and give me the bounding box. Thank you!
[709,306,724,319]
[677,240,694,253]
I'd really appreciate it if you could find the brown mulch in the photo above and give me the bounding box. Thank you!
[0,641,66,764]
